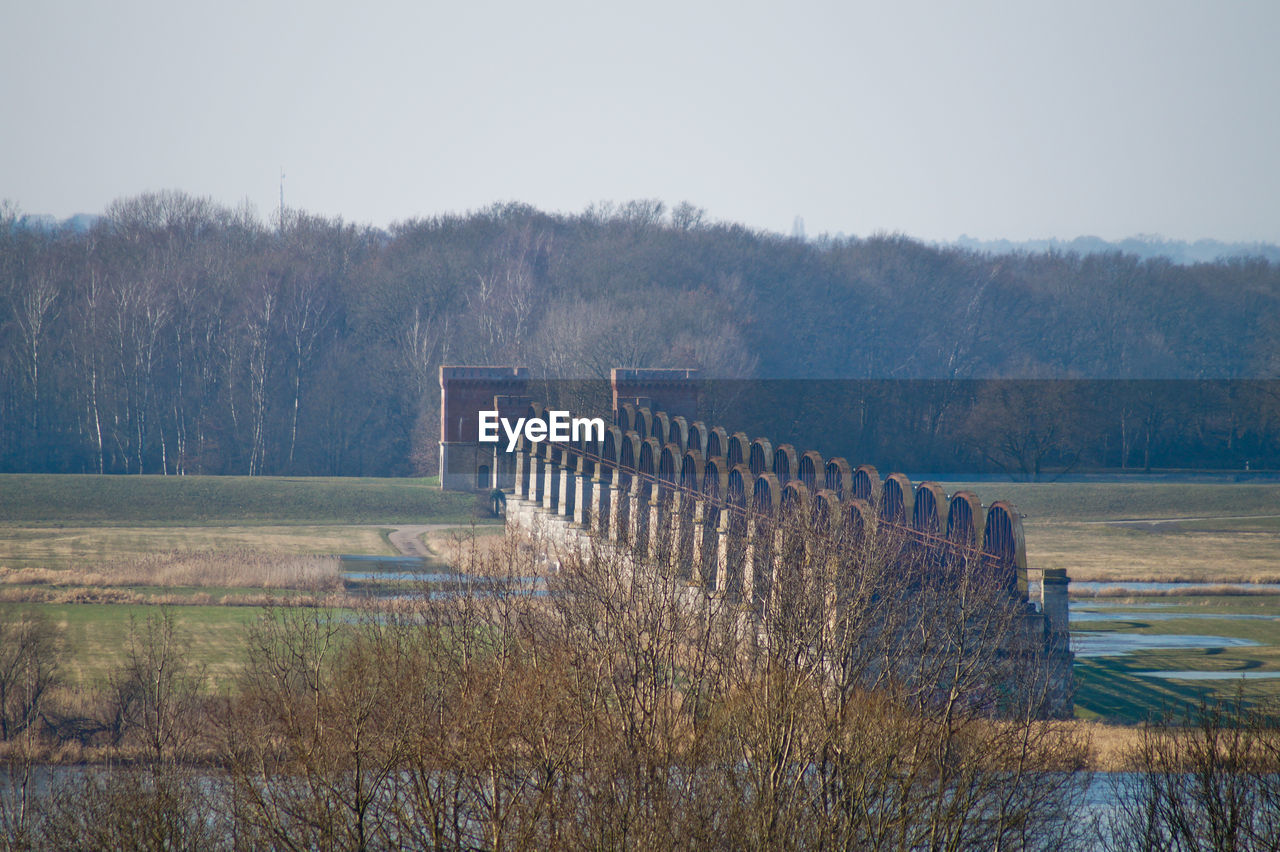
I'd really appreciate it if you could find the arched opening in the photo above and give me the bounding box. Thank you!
[635,408,654,440]
[700,457,729,587]
[852,464,881,504]
[880,473,913,526]
[982,502,1025,595]
[751,473,780,611]
[824,457,852,499]
[773,444,797,484]
[652,412,670,446]
[724,465,751,601]
[799,451,823,491]
[688,421,709,457]
[749,438,773,477]
[476,464,490,491]
[707,427,727,461]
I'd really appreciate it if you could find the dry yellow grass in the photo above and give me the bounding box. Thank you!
[1071,720,1146,771]
[1026,521,1280,583]
[0,524,393,570]
[0,548,342,592]
[424,525,508,567]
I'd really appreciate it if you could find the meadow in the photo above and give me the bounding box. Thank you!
[941,480,1280,583]
[2,474,1279,729]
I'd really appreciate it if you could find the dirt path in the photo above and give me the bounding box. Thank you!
[385,525,449,557]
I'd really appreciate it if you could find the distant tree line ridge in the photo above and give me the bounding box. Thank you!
[951,234,1280,265]
[1,192,1278,476]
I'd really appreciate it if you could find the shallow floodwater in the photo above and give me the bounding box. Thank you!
[1072,580,1280,594]
[1071,606,1278,623]
[1070,631,1260,658]
[1133,670,1280,680]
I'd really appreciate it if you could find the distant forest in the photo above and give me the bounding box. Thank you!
[2,192,1278,477]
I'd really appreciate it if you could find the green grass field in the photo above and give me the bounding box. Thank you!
[0,602,264,688]
[0,473,489,526]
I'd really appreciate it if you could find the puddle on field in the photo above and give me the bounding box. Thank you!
[1070,631,1260,658]
[339,555,544,597]
[1071,581,1280,595]
[339,554,431,572]
[1134,670,1280,681]
[1071,608,1279,623]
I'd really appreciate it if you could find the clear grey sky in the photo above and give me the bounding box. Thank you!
[3,0,1278,242]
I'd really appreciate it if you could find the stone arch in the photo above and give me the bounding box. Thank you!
[635,407,654,440]
[707,427,728,461]
[724,464,752,600]
[616,403,635,433]
[912,481,947,536]
[680,449,704,492]
[669,416,690,452]
[852,464,881,505]
[880,473,914,526]
[673,447,702,580]
[601,425,623,470]
[659,443,680,487]
[812,489,841,535]
[638,437,660,497]
[780,480,811,521]
[619,432,641,481]
[751,473,781,610]
[847,496,875,538]
[727,432,750,468]
[688,421,709,457]
[983,501,1026,594]
[702,456,729,502]
[652,411,671,446]
[824,457,852,499]
[798,451,824,491]
[476,464,490,490]
[727,464,751,509]
[698,456,730,587]
[752,473,780,517]
[773,444,798,484]
[749,438,774,477]
[658,442,681,509]
[946,491,983,548]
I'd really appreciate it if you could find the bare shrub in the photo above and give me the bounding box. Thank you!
[1097,692,1280,852]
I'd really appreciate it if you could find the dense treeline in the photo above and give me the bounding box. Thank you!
[2,193,1278,476]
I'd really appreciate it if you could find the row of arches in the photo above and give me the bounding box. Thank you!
[513,402,1027,596]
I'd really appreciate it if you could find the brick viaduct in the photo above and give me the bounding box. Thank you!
[439,365,1074,717]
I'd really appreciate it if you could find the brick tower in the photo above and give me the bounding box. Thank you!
[439,366,529,491]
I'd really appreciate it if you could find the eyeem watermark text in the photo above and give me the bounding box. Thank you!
[478,410,605,452]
